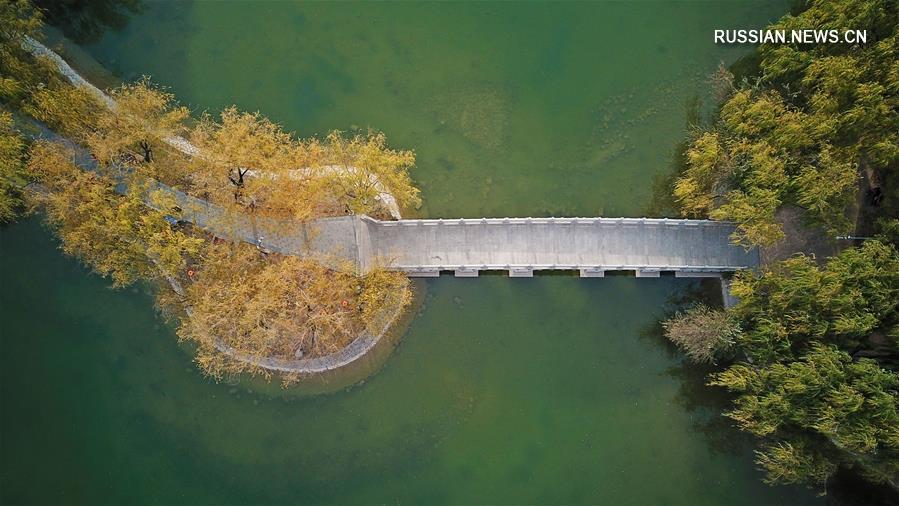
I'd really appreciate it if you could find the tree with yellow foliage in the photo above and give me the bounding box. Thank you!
[85,78,189,171]
[0,0,44,105]
[187,109,418,223]
[27,140,203,287]
[316,130,419,217]
[0,111,28,223]
[179,241,411,378]
[23,84,102,141]
[189,107,317,219]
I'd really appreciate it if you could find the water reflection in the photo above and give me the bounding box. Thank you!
[35,0,142,43]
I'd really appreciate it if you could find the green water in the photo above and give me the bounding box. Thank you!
[1,1,829,504]
[80,1,777,218]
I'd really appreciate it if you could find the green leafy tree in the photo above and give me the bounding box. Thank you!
[794,148,858,235]
[711,187,785,246]
[674,132,728,216]
[759,0,898,87]
[730,241,899,364]
[711,344,899,487]
[673,0,898,246]
[755,440,839,486]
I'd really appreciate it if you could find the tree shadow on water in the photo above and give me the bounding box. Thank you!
[637,278,754,458]
[35,0,143,43]
[645,94,702,218]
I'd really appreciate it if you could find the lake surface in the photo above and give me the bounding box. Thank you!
[1,1,826,504]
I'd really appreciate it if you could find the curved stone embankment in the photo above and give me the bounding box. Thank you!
[20,37,411,376]
[165,275,406,375]
[215,302,405,374]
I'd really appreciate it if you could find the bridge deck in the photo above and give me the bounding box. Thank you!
[362,217,758,276]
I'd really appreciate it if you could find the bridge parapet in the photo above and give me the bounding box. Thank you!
[363,216,739,227]
[403,264,748,278]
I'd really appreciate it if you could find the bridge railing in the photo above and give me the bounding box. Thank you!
[397,264,747,278]
[397,264,745,271]
[361,216,738,227]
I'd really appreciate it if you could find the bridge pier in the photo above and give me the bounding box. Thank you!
[674,271,722,278]
[454,268,479,278]
[509,267,534,278]
[579,268,605,278]
[635,269,661,278]
[721,277,740,309]
[407,269,440,277]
